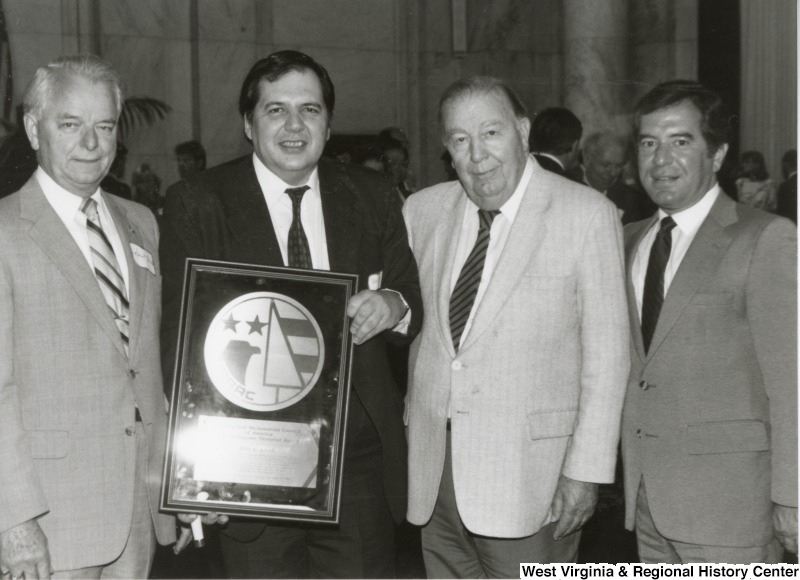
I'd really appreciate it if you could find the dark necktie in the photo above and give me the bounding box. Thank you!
[285,186,312,269]
[641,216,677,353]
[449,209,500,351]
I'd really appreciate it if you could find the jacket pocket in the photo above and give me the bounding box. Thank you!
[527,409,578,440]
[687,420,769,455]
[28,430,70,459]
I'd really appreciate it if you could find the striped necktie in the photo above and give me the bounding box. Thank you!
[641,216,676,354]
[286,186,313,269]
[81,197,130,356]
[449,209,499,351]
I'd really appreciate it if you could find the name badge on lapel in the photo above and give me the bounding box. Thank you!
[130,243,156,275]
[368,271,383,290]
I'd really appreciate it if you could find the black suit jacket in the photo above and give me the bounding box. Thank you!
[159,155,422,531]
[533,154,565,176]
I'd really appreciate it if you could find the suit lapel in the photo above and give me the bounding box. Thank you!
[459,165,550,352]
[20,179,127,356]
[105,194,146,360]
[221,157,285,266]
[318,159,361,274]
[625,217,657,363]
[433,189,468,357]
[645,194,736,359]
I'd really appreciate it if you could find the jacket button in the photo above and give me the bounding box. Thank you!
[635,429,642,438]
[451,361,462,370]
[125,426,135,436]
[639,380,655,390]
[129,369,136,379]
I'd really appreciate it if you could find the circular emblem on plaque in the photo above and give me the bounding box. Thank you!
[204,292,325,411]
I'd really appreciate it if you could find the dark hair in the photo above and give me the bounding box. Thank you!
[740,150,769,181]
[238,50,335,120]
[634,80,731,153]
[174,140,207,165]
[377,127,409,146]
[438,76,528,135]
[529,107,583,154]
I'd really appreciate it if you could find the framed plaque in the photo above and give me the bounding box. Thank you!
[160,258,357,523]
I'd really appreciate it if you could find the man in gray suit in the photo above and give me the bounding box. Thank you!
[622,80,797,562]
[0,55,175,579]
[403,77,629,576]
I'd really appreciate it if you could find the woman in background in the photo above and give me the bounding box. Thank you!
[735,150,777,212]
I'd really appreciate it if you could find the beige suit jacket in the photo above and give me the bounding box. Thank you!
[403,159,630,538]
[621,193,798,547]
[0,177,175,571]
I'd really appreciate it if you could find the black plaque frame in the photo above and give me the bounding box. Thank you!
[161,258,357,523]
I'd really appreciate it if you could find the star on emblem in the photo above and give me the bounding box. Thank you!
[247,315,267,335]
[222,313,239,332]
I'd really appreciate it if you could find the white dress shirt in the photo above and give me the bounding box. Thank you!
[37,167,130,291]
[632,184,721,318]
[251,154,410,332]
[252,153,330,270]
[449,157,534,348]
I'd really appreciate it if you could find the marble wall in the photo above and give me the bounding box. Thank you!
[4,0,699,189]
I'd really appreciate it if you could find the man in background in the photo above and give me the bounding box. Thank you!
[0,54,175,579]
[403,76,629,576]
[581,131,656,224]
[174,139,206,180]
[529,106,583,178]
[776,149,797,223]
[621,80,797,563]
[100,142,132,199]
[379,136,415,201]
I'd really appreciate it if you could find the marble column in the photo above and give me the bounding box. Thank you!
[563,0,630,137]
[629,0,698,104]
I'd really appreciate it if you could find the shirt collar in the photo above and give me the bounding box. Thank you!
[36,166,104,220]
[465,156,532,224]
[657,183,721,234]
[252,153,321,200]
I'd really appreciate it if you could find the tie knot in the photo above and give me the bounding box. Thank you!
[285,186,310,208]
[80,197,99,222]
[478,209,500,231]
[659,216,677,234]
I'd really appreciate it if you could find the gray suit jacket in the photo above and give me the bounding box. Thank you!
[0,177,175,570]
[621,193,798,546]
[403,160,630,537]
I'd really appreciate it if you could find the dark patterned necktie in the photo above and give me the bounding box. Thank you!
[449,209,500,351]
[285,186,312,269]
[641,216,677,353]
[81,197,130,356]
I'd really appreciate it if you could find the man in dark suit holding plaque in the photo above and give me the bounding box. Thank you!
[159,50,422,579]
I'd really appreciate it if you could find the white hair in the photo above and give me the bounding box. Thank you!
[23,54,124,120]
